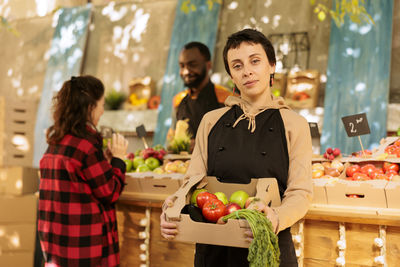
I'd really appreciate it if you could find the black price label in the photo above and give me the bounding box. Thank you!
[136,124,147,138]
[341,113,370,137]
[308,122,320,138]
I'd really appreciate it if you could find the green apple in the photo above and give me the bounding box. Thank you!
[144,157,160,170]
[133,157,145,169]
[136,163,150,172]
[229,190,249,208]
[190,188,207,206]
[124,159,134,172]
[214,192,228,205]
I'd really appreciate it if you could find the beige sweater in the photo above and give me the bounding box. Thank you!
[185,94,313,233]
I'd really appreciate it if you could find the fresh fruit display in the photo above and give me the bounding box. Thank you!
[345,163,399,181]
[124,145,167,173]
[323,147,341,160]
[222,209,280,267]
[168,120,191,154]
[312,160,344,179]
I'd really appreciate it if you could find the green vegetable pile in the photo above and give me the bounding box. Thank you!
[222,209,280,267]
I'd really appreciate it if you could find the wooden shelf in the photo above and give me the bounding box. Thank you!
[306,203,400,226]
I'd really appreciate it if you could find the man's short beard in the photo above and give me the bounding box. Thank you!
[183,66,207,88]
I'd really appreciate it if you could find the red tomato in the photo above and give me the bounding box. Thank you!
[375,174,389,181]
[385,145,397,155]
[385,169,399,179]
[196,192,218,210]
[346,194,361,198]
[202,199,226,223]
[383,162,399,173]
[394,139,400,147]
[346,164,361,177]
[370,168,384,179]
[353,172,370,181]
[360,164,376,176]
[225,203,241,215]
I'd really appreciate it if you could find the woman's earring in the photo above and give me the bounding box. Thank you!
[269,73,275,87]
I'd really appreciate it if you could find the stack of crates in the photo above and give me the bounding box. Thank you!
[0,96,40,266]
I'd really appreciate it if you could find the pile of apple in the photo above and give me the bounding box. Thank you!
[312,159,344,179]
[189,189,266,223]
[323,147,341,160]
[345,162,400,181]
[124,145,167,173]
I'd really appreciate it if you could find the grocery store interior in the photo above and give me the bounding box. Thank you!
[1,0,400,266]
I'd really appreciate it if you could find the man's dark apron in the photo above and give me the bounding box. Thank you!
[194,105,297,267]
[176,81,221,138]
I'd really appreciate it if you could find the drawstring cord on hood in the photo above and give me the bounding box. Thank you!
[232,103,268,133]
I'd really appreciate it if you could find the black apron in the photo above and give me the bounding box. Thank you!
[194,105,297,267]
[176,81,222,138]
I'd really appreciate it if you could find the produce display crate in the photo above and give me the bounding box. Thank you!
[0,97,37,167]
[165,175,281,248]
[122,172,184,200]
[385,181,400,209]
[312,178,330,204]
[0,166,39,196]
[325,179,388,208]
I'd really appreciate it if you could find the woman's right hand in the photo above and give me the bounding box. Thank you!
[108,133,128,160]
[160,196,179,240]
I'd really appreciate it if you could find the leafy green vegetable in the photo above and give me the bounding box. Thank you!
[223,209,280,267]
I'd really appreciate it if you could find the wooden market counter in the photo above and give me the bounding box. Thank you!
[116,193,400,267]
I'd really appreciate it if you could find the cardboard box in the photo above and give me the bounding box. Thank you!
[0,224,36,252]
[0,251,34,267]
[0,194,37,223]
[0,167,39,196]
[0,96,37,167]
[124,172,183,195]
[325,179,388,208]
[312,178,330,204]
[385,181,400,209]
[165,175,281,248]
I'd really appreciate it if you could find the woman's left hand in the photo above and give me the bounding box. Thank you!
[262,206,279,233]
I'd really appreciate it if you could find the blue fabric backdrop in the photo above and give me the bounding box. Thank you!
[33,5,91,167]
[321,0,394,155]
[153,0,221,146]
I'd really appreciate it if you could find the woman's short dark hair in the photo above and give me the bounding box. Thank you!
[46,75,104,144]
[223,28,276,76]
[183,41,211,61]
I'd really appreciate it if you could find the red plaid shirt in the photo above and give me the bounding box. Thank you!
[38,131,126,267]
